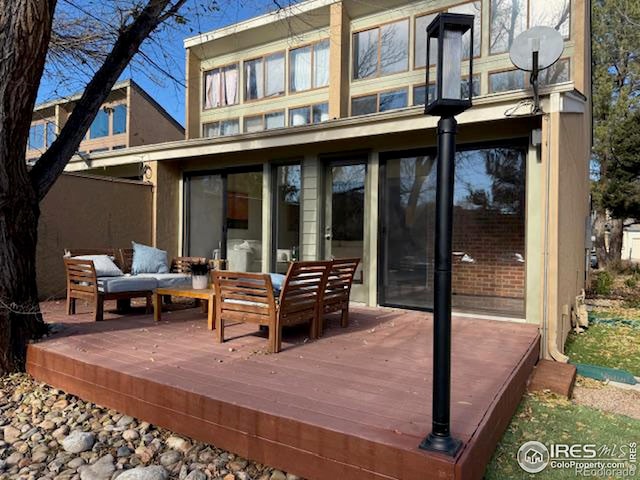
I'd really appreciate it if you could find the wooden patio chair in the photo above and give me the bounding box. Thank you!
[213,261,331,353]
[318,258,360,337]
[64,258,153,322]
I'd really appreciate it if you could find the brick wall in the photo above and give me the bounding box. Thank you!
[451,208,525,299]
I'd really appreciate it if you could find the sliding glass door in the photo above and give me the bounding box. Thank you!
[185,168,263,272]
[272,163,301,273]
[379,143,527,317]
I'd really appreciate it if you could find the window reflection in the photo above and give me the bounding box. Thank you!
[274,164,301,273]
[353,19,409,79]
[380,145,526,317]
[489,69,524,93]
[449,1,482,58]
[530,0,570,37]
[490,0,528,54]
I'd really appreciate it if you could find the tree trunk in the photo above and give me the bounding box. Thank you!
[608,218,624,264]
[0,189,47,372]
[0,0,57,373]
[593,208,608,267]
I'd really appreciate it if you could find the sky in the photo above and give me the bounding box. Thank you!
[37,0,287,126]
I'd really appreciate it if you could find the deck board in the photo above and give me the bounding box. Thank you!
[28,301,540,480]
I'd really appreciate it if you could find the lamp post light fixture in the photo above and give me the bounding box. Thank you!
[419,12,474,457]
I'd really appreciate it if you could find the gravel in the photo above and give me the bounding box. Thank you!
[573,381,640,420]
[0,374,304,480]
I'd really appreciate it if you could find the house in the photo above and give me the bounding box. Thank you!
[622,224,640,262]
[62,0,592,360]
[27,79,184,177]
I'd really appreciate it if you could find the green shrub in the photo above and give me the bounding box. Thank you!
[593,270,614,296]
[625,276,638,289]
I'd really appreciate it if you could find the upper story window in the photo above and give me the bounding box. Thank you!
[90,109,109,138]
[353,19,409,79]
[289,102,329,126]
[413,76,481,105]
[351,88,408,116]
[112,104,127,134]
[203,119,240,138]
[46,122,56,145]
[243,110,286,133]
[245,52,285,101]
[490,0,570,55]
[290,40,330,93]
[203,64,239,109]
[29,124,45,150]
[415,2,481,68]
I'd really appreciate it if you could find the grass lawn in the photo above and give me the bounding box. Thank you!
[564,314,640,377]
[485,392,640,479]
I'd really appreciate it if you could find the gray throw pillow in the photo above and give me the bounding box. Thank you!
[73,255,123,277]
[131,241,169,274]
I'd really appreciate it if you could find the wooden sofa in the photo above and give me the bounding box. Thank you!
[64,248,205,322]
[213,261,331,353]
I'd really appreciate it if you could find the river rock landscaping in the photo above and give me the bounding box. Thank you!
[0,374,301,480]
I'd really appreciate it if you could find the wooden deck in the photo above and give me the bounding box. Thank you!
[28,301,540,480]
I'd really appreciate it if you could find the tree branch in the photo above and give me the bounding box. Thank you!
[30,0,187,201]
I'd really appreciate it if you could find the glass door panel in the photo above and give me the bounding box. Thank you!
[226,171,263,272]
[273,164,301,273]
[187,175,224,259]
[381,155,437,309]
[325,162,367,301]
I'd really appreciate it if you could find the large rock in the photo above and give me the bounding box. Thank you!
[117,466,168,480]
[79,454,115,480]
[165,436,191,454]
[62,431,95,453]
[185,470,207,480]
[3,425,21,444]
[159,450,181,467]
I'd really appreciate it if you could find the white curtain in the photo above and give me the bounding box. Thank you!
[205,70,220,109]
[290,46,311,92]
[290,107,310,126]
[221,119,239,136]
[265,53,285,96]
[222,65,238,106]
[203,122,219,137]
[313,40,329,88]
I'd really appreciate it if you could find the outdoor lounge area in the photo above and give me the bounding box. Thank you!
[28,300,540,480]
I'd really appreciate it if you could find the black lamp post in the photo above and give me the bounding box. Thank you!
[419,12,474,457]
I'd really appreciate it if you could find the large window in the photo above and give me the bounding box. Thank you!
[290,40,329,93]
[413,76,480,106]
[245,52,285,101]
[353,19,409,79]
[489,69,525,93]
[289,103,329,126]
[186,169,263,273]
[28,124,44,150]
[415,2,481,68]
[112,104,127,134]
[351,88,408,116]
[490,0,570,54]
[202,119,240,137]
[244,110,286,133]
[379,144,526,317]
[273,164,301,273]
[203,64,239,109]
[89,109,109,138]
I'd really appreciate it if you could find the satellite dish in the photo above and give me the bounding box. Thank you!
[509,27,564,113]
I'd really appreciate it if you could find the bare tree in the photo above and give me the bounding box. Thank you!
[0,0,191,374]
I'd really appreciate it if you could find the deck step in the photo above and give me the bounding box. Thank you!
[527,359,577,398]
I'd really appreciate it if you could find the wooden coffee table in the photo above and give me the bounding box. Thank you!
[153,287,216,330]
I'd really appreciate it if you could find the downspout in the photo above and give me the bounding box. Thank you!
[542,109,569,362]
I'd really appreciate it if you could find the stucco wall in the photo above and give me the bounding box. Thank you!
[37,173,153,300]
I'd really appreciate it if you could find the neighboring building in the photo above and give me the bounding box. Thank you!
[622,224,640,262]
[63,0,592,360]
[27,79,184,178]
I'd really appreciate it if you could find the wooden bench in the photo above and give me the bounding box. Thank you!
[213,261,331,353]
